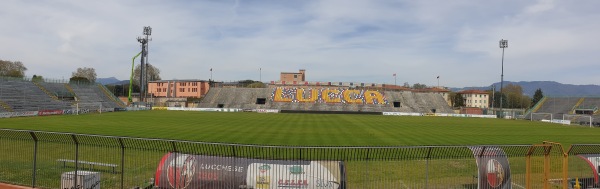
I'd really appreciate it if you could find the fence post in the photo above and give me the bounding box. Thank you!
[426,147,432,189]
[544,145,552,189]
[71,134,79,188]
[118,138,125,189]
[29,132,38,188]
[526,147,533,189]
[365,148,370,189]
[171,141,177,189]
[562,152,568,189]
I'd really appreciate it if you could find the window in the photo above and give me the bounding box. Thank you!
[294,75,298,78]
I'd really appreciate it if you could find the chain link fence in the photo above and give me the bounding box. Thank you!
[0,129,596,189]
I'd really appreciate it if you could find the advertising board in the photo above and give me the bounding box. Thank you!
[155,152,345,189]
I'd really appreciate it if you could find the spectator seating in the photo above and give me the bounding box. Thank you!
[197,87,454,113]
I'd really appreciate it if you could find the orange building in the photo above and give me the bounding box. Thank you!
[280,69,305,84]
[148,80,210,98]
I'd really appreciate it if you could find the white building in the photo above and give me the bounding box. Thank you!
[459,90,489,108]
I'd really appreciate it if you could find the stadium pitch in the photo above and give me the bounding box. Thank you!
[0,110,598,146]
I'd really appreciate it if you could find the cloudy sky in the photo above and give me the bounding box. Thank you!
[1,0,599,87]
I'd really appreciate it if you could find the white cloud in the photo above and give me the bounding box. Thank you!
[0,0,599,87]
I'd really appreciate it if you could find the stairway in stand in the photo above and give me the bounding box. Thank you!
[33,82,59,100]
[0,100,13,112]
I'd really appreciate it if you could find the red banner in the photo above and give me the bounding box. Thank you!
[38,110,64,116]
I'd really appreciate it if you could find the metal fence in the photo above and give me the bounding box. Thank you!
[1,129,599,189]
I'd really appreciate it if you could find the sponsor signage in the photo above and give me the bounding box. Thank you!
[166,107,241,112]
[11,111,38,118]
[468,146,511,189]
[60,171,101,189]
[0,112,12,118]
[256,109,279,113]
[155,152,345,189]
[38,110,64,116]
[272,87,388,104]
[576,154,600,184]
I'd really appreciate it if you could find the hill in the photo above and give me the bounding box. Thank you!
[96,77,121,85]
[455,81,600,97]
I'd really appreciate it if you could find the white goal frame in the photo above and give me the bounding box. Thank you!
[531,113,553,121]
[563,114,593,128]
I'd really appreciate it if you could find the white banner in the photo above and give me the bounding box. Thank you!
[166,107,242,112]
[256,109,280,113]
[0,112,12,118]
[383,112,496,118]
[8,111,39,118]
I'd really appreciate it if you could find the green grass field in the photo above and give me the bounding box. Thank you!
[1,111,598,188]
[0,110,598,146]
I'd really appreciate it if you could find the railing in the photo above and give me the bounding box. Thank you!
[1,129,599,189]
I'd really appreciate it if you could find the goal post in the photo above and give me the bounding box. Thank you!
[531,113,553,121]
[563,114,593,128]
[75,102,103,115]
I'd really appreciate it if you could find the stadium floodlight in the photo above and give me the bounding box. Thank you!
[136,26,152,104]
[143,26,152,35]
[499,39,508,118]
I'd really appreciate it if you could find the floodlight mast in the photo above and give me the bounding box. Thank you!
[499,39,508,118]
[137,26,152,104]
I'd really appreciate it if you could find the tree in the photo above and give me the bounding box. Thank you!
[69,76,91,84]
[403,82,410,88]
[453,93,465,108]
[412,83,427,89]
[448,92,458,107]
[72,67,97,83]
[0,59,27,78]
[502,84,532,109]
[531,88,544,107]
[492,91,508,108]
[247,82,266,88]
[32,75,44,82]
[133,64,161,87]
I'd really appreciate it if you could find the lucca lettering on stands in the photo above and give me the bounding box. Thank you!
[272,87,388,104]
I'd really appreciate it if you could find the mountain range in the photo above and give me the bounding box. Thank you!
[453,81,600,97]
[97,77,129,85]
[97,77,600,97]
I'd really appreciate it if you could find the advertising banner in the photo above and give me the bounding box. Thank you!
[11,111,38,118]
[576,154,600,184]
[38,110,64,116]
[155,152,345,189]
[468,146,511,189]
[0,112,12,118]
[256,109,280,113]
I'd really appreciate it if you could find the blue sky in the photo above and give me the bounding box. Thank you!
[1,0,599,87]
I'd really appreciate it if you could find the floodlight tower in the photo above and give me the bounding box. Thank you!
[137,26,152,103]
[499,39,508,118]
